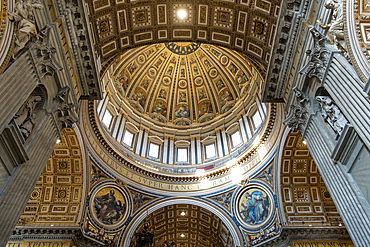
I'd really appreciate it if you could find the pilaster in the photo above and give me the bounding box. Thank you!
[216,130,224,158]
[141,129,149,157]
[135,127,144,155]
[0,115,59,246]
[169,137,174,165]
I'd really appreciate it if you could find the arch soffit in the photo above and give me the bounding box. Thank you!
[122,197,243,246]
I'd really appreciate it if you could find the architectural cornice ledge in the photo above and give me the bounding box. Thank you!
[262,0,309,103]
[262,227,350,247]
[10,228,104,247]
[54,0,102,100]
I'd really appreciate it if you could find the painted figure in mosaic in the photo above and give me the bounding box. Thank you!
[154,59,162,68]
[133,192,151,209]
[180,68,185,78]
[94,190,125,224]
[212,49,221,57]
[178,92,187,103]
[158,89,167,99]
[153,101,167,116]
[167,66,173,76]
[240,191,269,225]
[175,106,190,118]
[228,63,239,76]
[193,66,199,76]
[91,165,107,184]
[204,60,211,69]
[133,91,146,108]
[216,79,225,91]
[141,79,150,90]
[220,90,233,108]
[198,102,212,117]
[198,89,207,100]
[237,72,249,90]
[127,62,137,74]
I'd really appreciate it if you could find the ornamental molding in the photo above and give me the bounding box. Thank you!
[262,0,309,102]
[54,0,102,100]
[283,87,311,133]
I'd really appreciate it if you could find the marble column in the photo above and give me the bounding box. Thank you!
[168,137,174,165]
[0,115,59,246]
[196,137,202,164]
[221,128,229,156]
[191,137,196,165]
[243,114,252,140]
[284,88,370,247]
[162,137,169,164]
[111,114,122,139]
[238,115,248,143]
[98,92,110,119]
[323,53,370,151]
[115,113,127,142]
[141,129,149,157]
[135,127,144,155]
[305,116,370,246]
[216,130,224,158]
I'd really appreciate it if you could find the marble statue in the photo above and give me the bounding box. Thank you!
[14,95,42,139]
[316,96,348,138]
[8,0,43,56]
[323,0,347,55]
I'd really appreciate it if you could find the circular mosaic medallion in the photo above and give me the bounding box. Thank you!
[209,68,218,78]
[179,80,187,88]
[194,77,203,86]
[220,55,229,65]
[163,76,172,86]
[236,186,273,228]
[91,186,128,227]
[138,55,146,64]
[149,68,157,77]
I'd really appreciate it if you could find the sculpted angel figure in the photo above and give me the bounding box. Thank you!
[8,0,43,56]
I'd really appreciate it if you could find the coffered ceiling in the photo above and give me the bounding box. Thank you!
[133,204,234,247]
[280,130,344,227]
[85,0,281,74]
[17,128,84,227]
